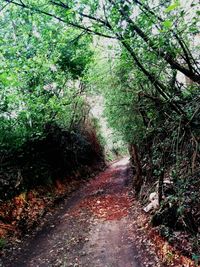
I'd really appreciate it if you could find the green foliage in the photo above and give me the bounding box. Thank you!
[57,35,93,79]
[0,238,6,249]
[165,1,180,13]
[192,252,200,266]
[0,5,93,150]
[87,48,152,144]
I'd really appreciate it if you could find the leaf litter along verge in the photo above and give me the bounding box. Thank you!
[0,178,83,243]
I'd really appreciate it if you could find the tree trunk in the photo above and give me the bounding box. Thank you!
[129,143,142,195]
[158,170,164,205]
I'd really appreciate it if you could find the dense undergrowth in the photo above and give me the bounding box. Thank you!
[137,102,200,260]
[0,122,105,201]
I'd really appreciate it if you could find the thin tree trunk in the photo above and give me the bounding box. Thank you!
[158,155,165,204]
[129,143,143,195]
[158,170,164,204]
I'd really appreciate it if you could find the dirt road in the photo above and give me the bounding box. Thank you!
[1,158,160,267]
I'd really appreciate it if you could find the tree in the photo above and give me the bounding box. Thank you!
[0,3,93,149]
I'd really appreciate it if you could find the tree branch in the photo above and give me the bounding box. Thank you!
[0,1,10,12]
[4,0,117,39]
[50,0,111,28]
[116,32,187,117]
[129,0,199,75]
[109,0,200,84]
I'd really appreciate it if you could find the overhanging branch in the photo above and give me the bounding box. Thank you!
[4,0,117,39]
[108,0,200,84]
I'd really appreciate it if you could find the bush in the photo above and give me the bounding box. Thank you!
[0,122,105,201]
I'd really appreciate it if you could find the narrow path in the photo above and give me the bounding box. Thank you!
[1,158,160,267]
